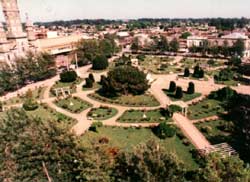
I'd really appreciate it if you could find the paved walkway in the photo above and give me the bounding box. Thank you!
[2,52,250,152]
[173,113,211,150]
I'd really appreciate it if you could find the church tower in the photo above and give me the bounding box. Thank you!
[1,0,26,39]
[0,0,30,60]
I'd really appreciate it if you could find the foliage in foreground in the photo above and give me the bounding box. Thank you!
[0,109,249,182]
[113,140,185,182]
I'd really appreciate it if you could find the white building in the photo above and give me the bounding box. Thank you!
[187,36,208,48]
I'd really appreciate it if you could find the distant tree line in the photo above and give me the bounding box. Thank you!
[36,19,123,28]
[36,18,250,31]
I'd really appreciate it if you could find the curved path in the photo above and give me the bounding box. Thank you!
[2,53,250,152]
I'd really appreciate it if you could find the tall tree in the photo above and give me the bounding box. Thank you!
[232,39,245,57]
[194,154,250,182]
[113,140,185,182]
[101,65,149,96]
[169,38,179,52]
[131,37,140,51]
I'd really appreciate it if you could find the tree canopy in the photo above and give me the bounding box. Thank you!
[100,65,149,96]
[0,109,250,181]
[0,52,56,96]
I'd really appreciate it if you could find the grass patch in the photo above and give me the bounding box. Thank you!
[180,58,226,69]
[188,99,225,120]
[82,83,101,91]
[3,87,46,106]
[81,126,198,170]
[117,109,171,123]
[88,93,160,107]
[164,90,202,102]
[87,106,118,120]
[139,56,180,74]
[195,120,232,144]
[0,104,77,127]
[215,80,238,86]
[54,96,92,114]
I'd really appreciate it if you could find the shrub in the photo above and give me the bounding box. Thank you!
[89,121,103,132]
[23,99,39,111]
[209,87,237,101]
[207,59,215,66]
[88,73,95,82]
[92,55,109,70]
[99,137,109,144]
[193,65,204,78]
[214,68,234,82]
[85,78,93,88]
[167,105,182,117]
[175,87,183,99]
[187,82,195,94]
[153,122,176,139]
[184,68,190,77]
[0,101,3,112]
[136,54,146,61]
[169,81,176,92]
[60,70,77,83]
[200,126,212,134]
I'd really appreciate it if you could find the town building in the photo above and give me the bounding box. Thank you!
[0,0,86,66]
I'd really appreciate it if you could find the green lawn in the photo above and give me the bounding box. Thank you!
[54,96,92,114]
[0,104,77,127]
[139,56,180,74]
[164,90,202,102]
[87,106,118,120]
[3,87,46,106]
[88,93,160,107]
[188,99,225,120]
[81,126,198,170]
[195,120,232,145]
[181,58,226,69]
[82,83,101,91]
[215,80,238,86]
[117,109,171,123]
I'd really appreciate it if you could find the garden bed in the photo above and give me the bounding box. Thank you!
[87,106,118,120]
[117,109,171,123]
[188,99,225,120]
[139,56,181,74]
[163,90,202,102]
[54,96,92,114]
[88,93,160,107]
[195,120,233,145]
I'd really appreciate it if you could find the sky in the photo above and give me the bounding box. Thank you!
[0,0,250,22]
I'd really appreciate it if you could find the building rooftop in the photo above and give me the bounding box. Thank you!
[221,32,248,40]
[187,36,207,40]
[38,34,84,50]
